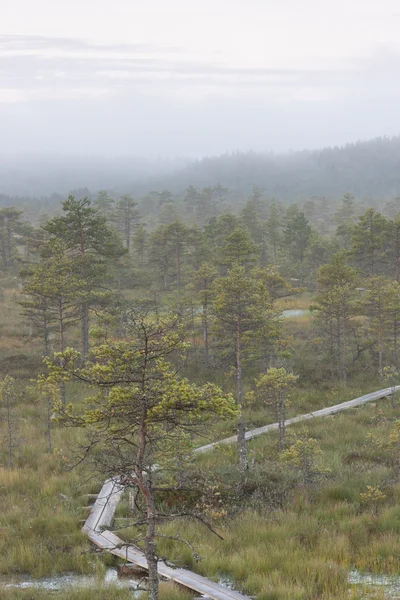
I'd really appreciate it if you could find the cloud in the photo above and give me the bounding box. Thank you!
[0,33,356,102]
[3,33,400,107]
[0,34,179,55]
[1,34,400,158]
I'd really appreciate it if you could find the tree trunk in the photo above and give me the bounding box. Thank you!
[378,330,383,380]
[126,217,131,251]
[336,319,342,381]
[135,379,159,600]
[203,304,209,366]
[46,396,52,453]
[6,392,12,469]
[1,235,7,270]
[6,220,12,266]
[143,484,159,600]
[393,315,399,367]
[43,312,50,356]
[342,318,347,387]
[81,302,89,359]
[191,306,197,366]
[277,398,286,452]
[236,318,248,472]
[58,299,66,406]
[176,251,181,295]
[329,318,335,379]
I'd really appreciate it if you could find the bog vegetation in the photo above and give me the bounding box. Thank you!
[1,182,400,599]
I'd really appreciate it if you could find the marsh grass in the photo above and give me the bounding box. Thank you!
[275,292,312,311]
[0,586,135,600]
[144,582,195,600]
[118,398,400,600]
[0,461,104,578]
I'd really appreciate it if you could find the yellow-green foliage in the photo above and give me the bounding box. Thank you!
[360,486,386,514]
[0,587,135,600]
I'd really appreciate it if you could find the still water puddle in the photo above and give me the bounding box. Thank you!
[350,570,400,598]
[281,309,309,318]
[5,567,398,598]
[1,568,142,594]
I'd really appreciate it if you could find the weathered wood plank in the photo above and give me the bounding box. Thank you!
[194,386,400,453]
[82,478,124,534]
[86,528,249,600]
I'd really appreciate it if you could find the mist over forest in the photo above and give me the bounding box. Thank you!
[2,135,400,208]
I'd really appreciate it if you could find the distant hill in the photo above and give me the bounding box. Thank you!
[2,135,400,202]
[138,136,400,202]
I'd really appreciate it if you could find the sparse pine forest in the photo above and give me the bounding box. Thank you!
[2,175,400,600]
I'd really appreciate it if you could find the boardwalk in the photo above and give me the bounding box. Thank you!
[82,385,399,600]
[82,478,250,600]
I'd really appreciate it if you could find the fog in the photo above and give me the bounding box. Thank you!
[2,0,400,193]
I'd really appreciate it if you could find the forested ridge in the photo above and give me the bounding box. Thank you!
[2,135,400,211]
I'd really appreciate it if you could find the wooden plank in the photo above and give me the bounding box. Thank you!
[86,527,249,600]
[82,478,124,534]
[194,386,400,453]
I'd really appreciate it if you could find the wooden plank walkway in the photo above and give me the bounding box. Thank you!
[82,385,400,600]
[194,385,400,454]
[82,478,249,600]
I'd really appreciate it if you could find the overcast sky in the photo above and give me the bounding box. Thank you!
[2,0,400,157]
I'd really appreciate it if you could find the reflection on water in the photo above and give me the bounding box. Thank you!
[1,568,142,594]
[5,567,399,598]
[281,309,309,318]
[218,574,236,590]
[349,570,400,598]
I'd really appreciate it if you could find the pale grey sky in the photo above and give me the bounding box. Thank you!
[2,0,400,156]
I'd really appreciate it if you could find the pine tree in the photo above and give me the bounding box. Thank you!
[283,207,312,280]
[164,220,191,294]
[43,312,236,600]
[113,194,140,251]
[0,376,18,468]
[266,198,281,261]
[93,190,114,219]
[132,224,148,266]
[212,183,229,214]
[148,225,174,289]
[385,215,400,282]
[211,264,279,472]
[363,277,400,377]
[253,368,298,451]
[350,208,387,275]
[220,227,258,271]
[191,262,218,364]
[183,185,201,222]
[311,252,359,383]
[43,196,125,358]
[0,207,24,271]
[21,240,86,403]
